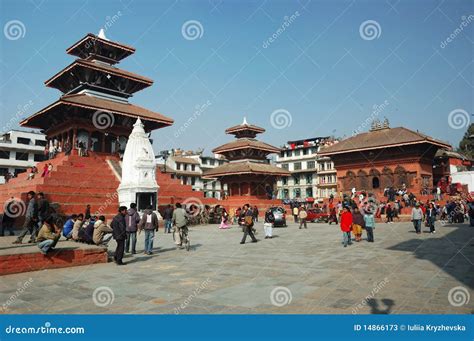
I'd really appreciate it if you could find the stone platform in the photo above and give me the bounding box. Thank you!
[0,237,108,276]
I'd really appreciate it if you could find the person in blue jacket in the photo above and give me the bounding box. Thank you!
[62,214,77,239]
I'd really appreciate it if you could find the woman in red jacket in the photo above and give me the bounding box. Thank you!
[340,206,353,247]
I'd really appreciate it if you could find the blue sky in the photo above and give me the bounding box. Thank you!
[0,0,473,155]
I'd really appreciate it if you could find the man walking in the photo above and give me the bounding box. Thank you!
[163,204,173,233]
[172,203,188,249]
[125,203,140,254]
[13,191,38,244]
[293,205,299,223]
[298,206,308,229]
[138,206,159,255]
[411,202,423,234]
[111,206,127,265]
[37,192,50,232]
[240,204,257,244]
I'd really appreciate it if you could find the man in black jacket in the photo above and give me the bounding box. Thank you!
[111,206,127,265]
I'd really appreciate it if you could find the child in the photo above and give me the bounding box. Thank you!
[340,206,353,247]
[263,208,275,239]
[364,209,375,242]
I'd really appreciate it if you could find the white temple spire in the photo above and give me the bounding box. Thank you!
[242,116,248,125]
[98,28,109,40]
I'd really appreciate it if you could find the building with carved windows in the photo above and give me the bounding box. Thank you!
[319,120,451,197]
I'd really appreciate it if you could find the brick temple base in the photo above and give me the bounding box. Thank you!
[0,237,108,276]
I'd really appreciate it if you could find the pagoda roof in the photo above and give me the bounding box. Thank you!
[225,122,265,135]
[213,138,280,154]
[173,156,200,165]
[45,59,153,93]
[20,93,173,131]
[202,161,290,178]
[319,127,451,156]
[66,33,135,63]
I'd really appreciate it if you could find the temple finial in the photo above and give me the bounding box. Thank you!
[98,28,108,40]
[242,116,248,125]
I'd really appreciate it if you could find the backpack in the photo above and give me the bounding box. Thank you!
[244,215,254,227]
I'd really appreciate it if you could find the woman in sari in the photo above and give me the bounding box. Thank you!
[219,208,230,229]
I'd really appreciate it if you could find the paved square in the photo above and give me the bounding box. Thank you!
[0,221,473,314]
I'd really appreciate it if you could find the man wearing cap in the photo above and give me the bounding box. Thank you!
[411,202,423,234]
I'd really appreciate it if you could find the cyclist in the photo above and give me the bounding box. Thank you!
[172,203,188,249]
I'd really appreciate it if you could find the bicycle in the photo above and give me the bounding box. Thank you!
[173,225,190,251]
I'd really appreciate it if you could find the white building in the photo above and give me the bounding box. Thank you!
[155,149,227,199]
[275,137,338,201]
[0,130,47,183]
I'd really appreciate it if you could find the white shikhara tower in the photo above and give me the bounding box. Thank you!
[118,118,159,209]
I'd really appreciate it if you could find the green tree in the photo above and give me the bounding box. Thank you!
[457,123,474,159]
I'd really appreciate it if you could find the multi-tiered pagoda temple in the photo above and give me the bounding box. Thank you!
[20,30,173,152]
[203,118,290,200]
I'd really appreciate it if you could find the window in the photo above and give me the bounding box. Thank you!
[34,154,46,162]
[0,150,10,159]
[280,151,284,157]
[303,149,308,155]
[176,163,181,170]
[15,152,28,161]
[319,163,325,171]
[282,177,288,185]
[191,177,196,185]
[307,161,315,169]
[191,165,195,171]
[306,174,313,184]
[0,167,8,175]
[210,159,215,166]
[16,137,30,145]
[281,163,289,170]
[15,169,26,175]
[293,175,300,185]
[294,149,301,156]
[294,188,301,198]
[35,140,47,147]
[294,162,302,170]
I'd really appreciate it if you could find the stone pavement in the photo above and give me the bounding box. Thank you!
[0,220,473,314]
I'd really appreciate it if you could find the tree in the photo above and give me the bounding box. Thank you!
[457,124,474,159]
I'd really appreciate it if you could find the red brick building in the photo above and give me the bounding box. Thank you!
[319,123,451,197]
